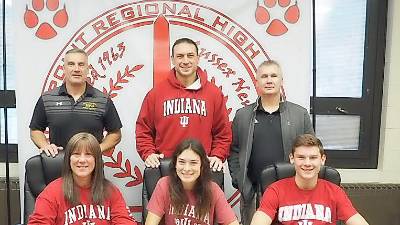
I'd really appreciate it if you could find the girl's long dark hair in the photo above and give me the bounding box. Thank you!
[169,139,212,220]
[62,132,110,205]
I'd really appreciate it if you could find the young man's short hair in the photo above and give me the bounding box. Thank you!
[291,134,325,156]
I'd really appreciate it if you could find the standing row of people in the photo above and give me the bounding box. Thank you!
[28,38,368,225]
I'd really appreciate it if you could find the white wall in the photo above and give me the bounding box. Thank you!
[339,0,400,183]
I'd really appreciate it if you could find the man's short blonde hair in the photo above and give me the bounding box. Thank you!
[65,48,88,57]
[256,60,283,78]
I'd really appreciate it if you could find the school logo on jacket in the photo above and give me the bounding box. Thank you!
[180,116,189,127]
[82,220,95,225]
[297,220,312,225]
[82,102,97,110]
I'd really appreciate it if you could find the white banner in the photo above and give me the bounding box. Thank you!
[14,0,312,222]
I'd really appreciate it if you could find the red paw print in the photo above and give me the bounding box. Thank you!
[24,0,69,40]
[255,0,300,36]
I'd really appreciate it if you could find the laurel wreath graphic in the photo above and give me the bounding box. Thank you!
[100,64,144,187]
[102,147,144,187]
[208,73,233,117]
[102,64,144,98]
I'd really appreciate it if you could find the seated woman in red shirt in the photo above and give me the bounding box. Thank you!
[145,139,239,225]
[28,132,138,225]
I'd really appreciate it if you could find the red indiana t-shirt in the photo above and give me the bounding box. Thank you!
[147,176,237,225]
[258,177,357,225]
[28,178,137,225]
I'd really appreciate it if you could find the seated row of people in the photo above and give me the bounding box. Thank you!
[27,133,369,225]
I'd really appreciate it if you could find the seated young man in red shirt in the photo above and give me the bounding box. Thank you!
[251,134,369,225]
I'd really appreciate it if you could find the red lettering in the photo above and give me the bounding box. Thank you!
[223,68,236,78]
[244,43,260,59]
[233,31,247,46]
[162,3,176,14]
[121,7,135,20]
[194,8,205,22]
[217,63,227,71]
[199,48,211,59]
[238,93,248,101]
[232,78,250,92]
[92,20,108,35]
[48,80,58,91]
[177,5,192,17]
[145,3,159,15]
[106,12,120,27]
[212,16,228,32]
[137,4,143,17]
[74,32,87,46]
[227,25,235,36]
[53,65,64,80]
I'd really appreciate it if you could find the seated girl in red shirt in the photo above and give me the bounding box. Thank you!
[145,139,239,225]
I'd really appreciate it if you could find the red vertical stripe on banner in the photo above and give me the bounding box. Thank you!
[153,15,170,87]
